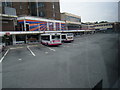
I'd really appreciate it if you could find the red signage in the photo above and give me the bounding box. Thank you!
[6,32,10,36]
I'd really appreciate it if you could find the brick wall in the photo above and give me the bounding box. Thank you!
[11,2,60,20]
[12,2,30,16]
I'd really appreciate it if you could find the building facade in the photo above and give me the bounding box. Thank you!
[1,1,61,45]
[1,1,17,31]
[81,22,114,32]
[1,1,61,20]
[81,23,95,30]
[1,1,61,32]
[1,14,17,31]
[61,12,81,30]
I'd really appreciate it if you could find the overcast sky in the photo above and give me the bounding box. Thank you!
[60,0,119,22]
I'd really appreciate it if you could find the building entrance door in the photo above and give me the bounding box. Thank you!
[26,24,29,31]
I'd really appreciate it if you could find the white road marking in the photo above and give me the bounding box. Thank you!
[27,46,36,56]
[10,45,40,50]
[73,44,79,46]
[45,52,48,54]
[66,46,70,47]
[0,49,9,63]
[10,47,24,50]
[47,47,56,52]
[62,46,70,48]
[28,45,39,47]
[18,59,22,61]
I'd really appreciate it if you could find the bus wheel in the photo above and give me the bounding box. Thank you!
[45,43,48,46]
[46,43,49,46]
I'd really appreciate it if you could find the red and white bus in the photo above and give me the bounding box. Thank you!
[61,33,74,42]
[41,33,62,46]
[0,34,5,52]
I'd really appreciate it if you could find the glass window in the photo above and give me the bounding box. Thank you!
[2,2,6,7]
[0,2,2,6]
[53,13,55,17]
[6,2,12,7]
[78,19,81,22]
[19,2,24,9]
[38,2,44,7]
[2,0,12,7]
[62,35,66,39]
[39,11,45,17]
[31,2,36,8]
[16,35,26,41]
[41,36,50,41]
[66,16,81,22]
[67,33,73,36]
[30,2,37,16]
[52,35,60,40]
[52,3,54,9]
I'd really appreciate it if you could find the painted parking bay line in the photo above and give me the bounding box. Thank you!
[45,52,48,54]
[72,44,79,46]
[18,58,22,61]
[0,49,10,63]
[62,46,70,48]
[10,47,24,50]
[47,47,56,52]
[63,45,70,48]
[27,46,36,56]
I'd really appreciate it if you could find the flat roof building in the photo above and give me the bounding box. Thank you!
[61,12,81,30]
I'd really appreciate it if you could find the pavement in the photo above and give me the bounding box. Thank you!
[1,32,120,88]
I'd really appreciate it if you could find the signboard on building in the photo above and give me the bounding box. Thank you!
[5,7,16,16]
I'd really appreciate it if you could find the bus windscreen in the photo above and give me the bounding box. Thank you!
[62,35,66,39]
[52,35,60,40]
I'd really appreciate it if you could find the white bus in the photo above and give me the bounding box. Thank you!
[41,33,62,46]
[0,36,2,52]
[61,33,74,42]
[0,35,5,52]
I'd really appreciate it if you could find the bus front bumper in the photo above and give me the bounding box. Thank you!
[48,43,62,46]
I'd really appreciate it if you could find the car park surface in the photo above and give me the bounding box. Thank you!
[2,32,120,88]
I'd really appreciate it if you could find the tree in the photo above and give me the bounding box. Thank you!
[99,21,108,23]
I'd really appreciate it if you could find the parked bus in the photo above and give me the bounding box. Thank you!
[0,35,2,52]
[0,35,5,52]
[61,33,74,42]
[41,33,62,46]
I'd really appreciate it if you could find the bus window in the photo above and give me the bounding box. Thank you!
[41,36,50,41]
[52,35,60,40]
[67,33,73,36]
[62,35,66,39]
